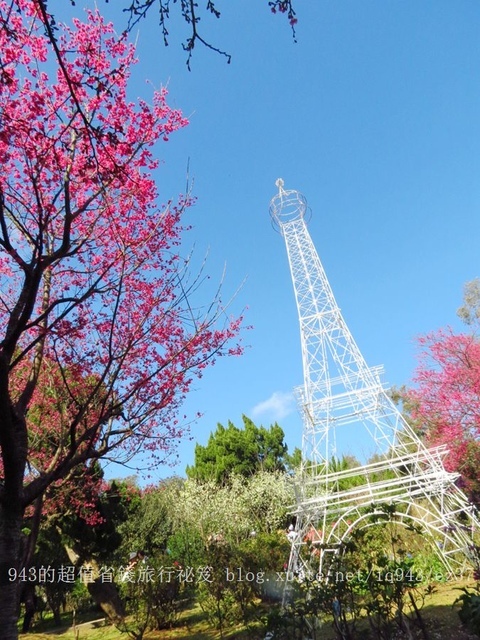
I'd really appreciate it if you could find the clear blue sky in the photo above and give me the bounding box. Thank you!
[60,1,480,482]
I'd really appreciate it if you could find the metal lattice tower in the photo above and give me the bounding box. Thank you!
[270,179,479,580]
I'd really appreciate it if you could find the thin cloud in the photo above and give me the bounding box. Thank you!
[251,391,295,421]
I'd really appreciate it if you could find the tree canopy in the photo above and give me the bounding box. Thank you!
[0,3,243,636]
[186,416,289,483]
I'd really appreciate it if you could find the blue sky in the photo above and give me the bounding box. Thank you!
[60,1,480,481]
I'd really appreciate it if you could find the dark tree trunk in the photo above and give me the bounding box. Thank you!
[46,594,62,627]
[0,354,29,640]
[88,579,125,625]
[20,582,38,633]
[63,545,125,625]
[0,504,23,640]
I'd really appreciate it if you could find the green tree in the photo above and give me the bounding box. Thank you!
[113,471,293,635]
[457,278,480,328]
[175,472,292,632]
[177,472,293,544]
[186,416,288,483]
[116,477,184,559]
[40,477,138,626]
[33,527,75,627]
[116,553,183,640]
[285,446,302,472]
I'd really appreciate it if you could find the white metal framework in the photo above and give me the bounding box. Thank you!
[270,179,479,580]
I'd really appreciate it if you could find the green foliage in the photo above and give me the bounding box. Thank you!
[61,479,138,565]
[159,471,293,634]
[195,532,289,632]
[167,526,205,572]
[186,416,288,483]
[101,470,293,636]
[196,541,245,632]
[284,446,302,472]
[455,583,480,637]
[275,514,435,639]
[117,477,183,559]
[33,525,77,625]
[410,550,448,584]
[116,553,182,640]
[69,580,95,614]
[265,602,321,640]
[30,464,475,639]
[323,455,364,491]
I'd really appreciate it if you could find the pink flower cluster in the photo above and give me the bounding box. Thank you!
[0,1,244,504]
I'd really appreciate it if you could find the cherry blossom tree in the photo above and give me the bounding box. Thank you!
[0,1,242,635]
[407,329,480,502]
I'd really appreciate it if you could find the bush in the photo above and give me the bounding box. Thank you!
[455,583,480,637]
[116,554,182,640]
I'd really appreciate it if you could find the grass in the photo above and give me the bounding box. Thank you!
[21,601,262,640]
[310,580,480,640]
[21,579,480,640]
[419,581,479,639]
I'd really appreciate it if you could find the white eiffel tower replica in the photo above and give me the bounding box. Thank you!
[270,179,479,580]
